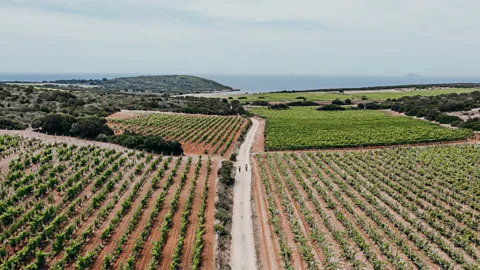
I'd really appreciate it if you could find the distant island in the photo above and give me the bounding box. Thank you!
[405,73,421,77]
[8,75,234,94]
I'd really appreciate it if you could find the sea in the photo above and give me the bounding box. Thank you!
[1,73,480,94]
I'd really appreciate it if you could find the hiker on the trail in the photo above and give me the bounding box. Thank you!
[239,166,241,173]
[245,164,248,171]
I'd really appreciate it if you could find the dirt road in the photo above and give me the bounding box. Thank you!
[231,118,258,270]
[0,129,130,151]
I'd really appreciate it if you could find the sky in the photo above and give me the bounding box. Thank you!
[1,0,480,76]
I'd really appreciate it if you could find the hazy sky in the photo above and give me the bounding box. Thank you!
[1,0,479,76]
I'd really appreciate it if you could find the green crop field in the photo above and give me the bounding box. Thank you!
[0,135,218,269]
[255,145,480,269]
[251,107,472,150]
[228,88,479,102]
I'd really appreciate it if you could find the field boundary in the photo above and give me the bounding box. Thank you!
[0,129,130,152]
[262,137,480,154]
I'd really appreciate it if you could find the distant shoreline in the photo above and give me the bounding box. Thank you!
[177,83,480,98]
[3,73,480,94]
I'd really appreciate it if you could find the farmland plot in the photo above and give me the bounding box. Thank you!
[253,145,480,269]
[226,88,479,102]
[108,112,247,157]
[0,135,217,270]
[251,107,471,150]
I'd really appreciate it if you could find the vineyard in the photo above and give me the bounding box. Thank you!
[107,112,248,157]
[253,145,480,269]
[251,107,472,150]
[0,135,217,269]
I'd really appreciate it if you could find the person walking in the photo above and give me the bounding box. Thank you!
[245,164,248,171]
[238,166,241,173]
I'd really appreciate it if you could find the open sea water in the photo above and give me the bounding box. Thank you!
[1,73,480,94]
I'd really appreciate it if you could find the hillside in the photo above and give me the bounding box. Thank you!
[0,84,245,129]
[48,75,233,94]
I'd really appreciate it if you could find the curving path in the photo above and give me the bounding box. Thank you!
[231,118,258,270]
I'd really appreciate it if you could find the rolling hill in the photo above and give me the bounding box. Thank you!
[50,75,233,94]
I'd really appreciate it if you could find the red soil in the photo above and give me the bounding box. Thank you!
[179,161,208,268]
[106,111,247,157]
[111,160,178,268]
[60,156,156,268]
[158,161,197,269]
[260,156,306,270]
[200,160,218,270]
[251,157,280,269]
[133,160,189,268]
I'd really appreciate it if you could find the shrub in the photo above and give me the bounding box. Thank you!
[0,118,25,130]
[287,100,317,106]
[344,99,352,105]
[214,224,229,236]
[332,98,345,105]
[109,132,183,155]
[238,97,247,100]
[269,104,289,110]
[229,152,237,162]
[218,160,235,186]
[364,102,380,110]
[459,119,480,130]
[406,108,420,116]
[317,104,346,111]
[435,113,462,124]
[450,120,463,127]
[214,209,231,224]
[426,109,441,121]
[358,103,365,109]
[32,113,77,135]
[96,133,109,142]
[416,109,429,118]
[378,103,392,109]
[252,100,270,106]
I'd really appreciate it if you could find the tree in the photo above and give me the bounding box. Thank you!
[230,100,245,114]
[70,116,113,139]
[0,118,25,130]
[344,99,352,105]
[32,114,77,134]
